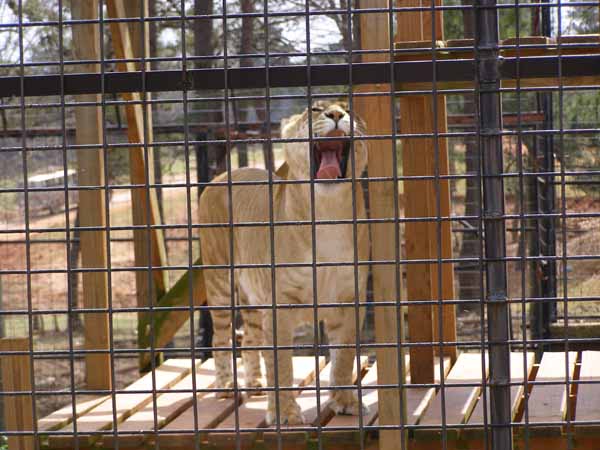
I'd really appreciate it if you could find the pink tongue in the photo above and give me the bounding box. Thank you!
[316,150,341,179]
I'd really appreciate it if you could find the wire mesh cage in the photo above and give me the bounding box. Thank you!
[1,1,600,450]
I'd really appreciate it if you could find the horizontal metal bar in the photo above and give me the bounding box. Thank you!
[1,55,599,98]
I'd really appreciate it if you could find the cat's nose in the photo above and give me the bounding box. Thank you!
[325,110,345,123]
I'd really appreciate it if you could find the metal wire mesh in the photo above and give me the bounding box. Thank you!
[1,1,600,450]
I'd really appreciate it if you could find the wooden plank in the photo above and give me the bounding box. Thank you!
[322,357,453,450]
[209,357,325,450]
[425,94,456,364]
[156,360,248,449]
[574,351,600,434]
[467,352,535,427]
[402,92,456,382]
[395,40,446,49]
[262,358,365,450]
[521,352,576,436]
[217,357,320,430]
[102,359,216,448]
[549,321,600,339]
[160,357,324,450]
[397,0,456,386]
[38,396,107,432]
[406,356,451,426]
[395,2,439,378]
[415,352,488,441]
[0,338,34,450]
[396,76,600,93]
[71,0,112,391]
[157,391,243,449]
[395,36,600,61]
[459,352,536,446]
[105,0,169,370]
[355,4,406,450]
[47,359,196,448]
[370,355,452,427]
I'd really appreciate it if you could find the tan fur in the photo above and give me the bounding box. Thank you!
[199,101,369,425]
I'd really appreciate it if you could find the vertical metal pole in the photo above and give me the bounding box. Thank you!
[475,0,512,448]
[531,0,556,348]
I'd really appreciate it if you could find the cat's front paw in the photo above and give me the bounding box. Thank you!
[266,399,304,426]
[245,378,265,396]
[330,390,370,416]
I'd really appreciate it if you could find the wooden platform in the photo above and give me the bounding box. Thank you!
[37,352,600,450]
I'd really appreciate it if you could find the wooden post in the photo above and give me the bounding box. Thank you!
[123,0,155,172]
[355,2,406,449]
[106,0,169,368]
[71,0,112,390]
[138,257,207,369]
[0,338,34,450]
[396,0,457,385]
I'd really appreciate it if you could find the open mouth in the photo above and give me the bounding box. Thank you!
[312,130,351,180]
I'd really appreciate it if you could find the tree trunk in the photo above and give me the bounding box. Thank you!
[148,0,165,223]
[194,0,217,353]
[457,0,481,312]
[194,0,226,178]
[0,99,7,131]
[69,211,83,330]
[236,0,255,168]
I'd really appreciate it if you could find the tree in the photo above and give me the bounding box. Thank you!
[456,0,482,311]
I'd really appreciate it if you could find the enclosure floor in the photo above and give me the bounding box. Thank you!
[37,352,600,450]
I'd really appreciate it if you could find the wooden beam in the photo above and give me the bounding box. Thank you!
[71,0,112,390]
[398,76,600,91]
[402,95,434,385]
[138,258,207,369]
[396,0,457,385]
[392,35,600,92]
[0,338,34,450]
[106,0,169,369]
[355,2,407,450]
[47,359,197,449]
[395,35,600,60]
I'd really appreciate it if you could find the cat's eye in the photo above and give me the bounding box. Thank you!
[311,107,324,112]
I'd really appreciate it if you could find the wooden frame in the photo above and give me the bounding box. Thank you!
[395,0,458,385]
[71,0,111,390]
[1,338,34,450]
[355,2,407,450]
[105,0,170,371]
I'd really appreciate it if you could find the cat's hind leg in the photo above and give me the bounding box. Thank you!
[241,307,264,394]
[210,305,236,398]
[205,268,237,398]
